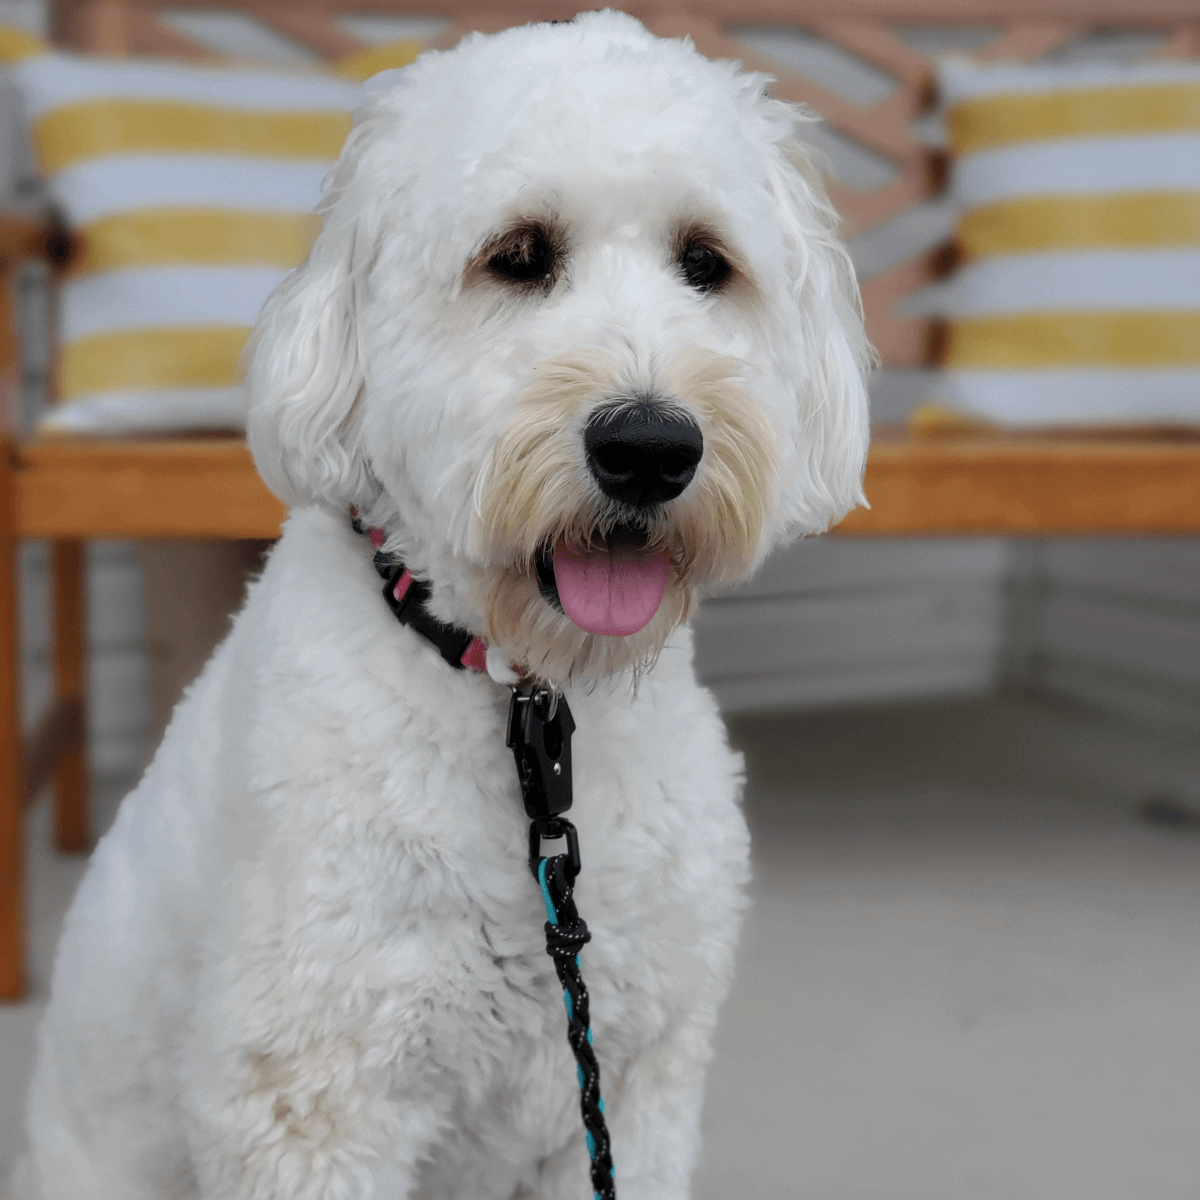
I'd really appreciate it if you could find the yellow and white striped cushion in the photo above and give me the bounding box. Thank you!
[931,58,1200,428]
[2,34,422,434]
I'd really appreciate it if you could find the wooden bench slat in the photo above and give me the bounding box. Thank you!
[808,20,933,86]
[12,433,1200,540]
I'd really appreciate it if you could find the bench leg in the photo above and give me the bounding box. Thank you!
[51,540,88,854]
[0,442,23,1000]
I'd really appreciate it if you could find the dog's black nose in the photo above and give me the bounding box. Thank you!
[584,403,703,508]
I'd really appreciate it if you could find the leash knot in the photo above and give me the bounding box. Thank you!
[544,919,592,959]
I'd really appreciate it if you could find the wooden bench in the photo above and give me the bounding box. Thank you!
[2,0,1199,999]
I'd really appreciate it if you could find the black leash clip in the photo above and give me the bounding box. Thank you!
[506,686,579,875]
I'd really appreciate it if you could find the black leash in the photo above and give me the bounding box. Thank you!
[354,517,616,1198]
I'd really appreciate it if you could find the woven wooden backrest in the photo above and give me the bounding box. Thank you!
[51,0,1200,367]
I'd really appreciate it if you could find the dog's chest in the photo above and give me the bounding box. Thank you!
[360,676,746,1193]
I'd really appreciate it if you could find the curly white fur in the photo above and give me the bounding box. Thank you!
[17,13,869,1199]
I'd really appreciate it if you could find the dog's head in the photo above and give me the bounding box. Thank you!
[248,11,871,682]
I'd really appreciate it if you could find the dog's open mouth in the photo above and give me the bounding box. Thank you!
[535,523,670,638]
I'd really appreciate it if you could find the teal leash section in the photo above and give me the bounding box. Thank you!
[535,850,616,1200]
[508,685,616,1200]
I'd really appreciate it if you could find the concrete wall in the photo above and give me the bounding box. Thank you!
[1011,541,1200,737]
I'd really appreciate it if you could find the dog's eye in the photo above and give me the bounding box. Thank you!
[488,227,557,285]
[679,244,732,293]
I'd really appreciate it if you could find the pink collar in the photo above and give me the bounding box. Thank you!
[389,566,490,674]
[353,511,490,675]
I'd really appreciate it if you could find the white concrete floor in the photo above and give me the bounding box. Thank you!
[5,696,1200,1198]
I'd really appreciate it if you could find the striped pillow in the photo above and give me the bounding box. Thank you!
[2,34,422,435]
[928,58,1200,428]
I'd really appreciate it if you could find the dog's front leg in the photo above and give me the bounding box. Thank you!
[179,936,462,1200]
[601,1006,725,1200]
[182,1034,448,1200]
[520,1007,720,1200]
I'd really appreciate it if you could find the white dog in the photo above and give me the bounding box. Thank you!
[18,12,869,1199]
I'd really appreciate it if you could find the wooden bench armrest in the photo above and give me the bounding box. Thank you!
[13,436,288,539]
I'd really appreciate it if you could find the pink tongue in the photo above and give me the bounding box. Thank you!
[553,543,670,637]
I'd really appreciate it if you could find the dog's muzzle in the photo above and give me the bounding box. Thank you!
[584,402,703,508]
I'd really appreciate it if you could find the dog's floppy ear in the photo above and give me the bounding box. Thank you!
[761,120,873,536]
[246,204,374,512]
